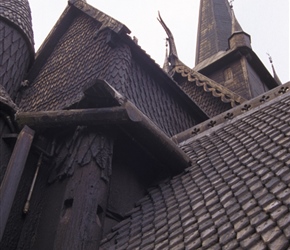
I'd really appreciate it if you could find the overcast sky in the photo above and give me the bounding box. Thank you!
[29,0,289,83]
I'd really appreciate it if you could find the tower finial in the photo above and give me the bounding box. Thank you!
[267,53,282,85]
[229,0,234,9]
[230,0,242,34]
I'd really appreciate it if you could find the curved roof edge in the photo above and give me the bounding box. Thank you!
[173,64,246,108]
[0,0,34,52]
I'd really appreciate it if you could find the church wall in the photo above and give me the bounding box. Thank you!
[0,128,115,250]
[245,58,269,97]
[204,59,252,100]
[103,135,169,235]
[0,151,38,250]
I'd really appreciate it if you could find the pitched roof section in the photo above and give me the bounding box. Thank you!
[158,13,245,117]
[173,81,290,143]
[19,1,130,112]
[100,85,290,250]
[172,64,246,117]
[69,0,130,35]
[195,0,232,65]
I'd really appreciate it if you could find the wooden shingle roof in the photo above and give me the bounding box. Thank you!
[172,64,246,117]
[0,0,34,50]
[101,83,290,249]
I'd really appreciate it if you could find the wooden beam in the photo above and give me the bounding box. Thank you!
[16,102,191,173]
[15,107,129,128]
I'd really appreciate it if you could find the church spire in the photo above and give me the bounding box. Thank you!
[228,1,251,49]
[195,0,232,65]
[230,1,242,33]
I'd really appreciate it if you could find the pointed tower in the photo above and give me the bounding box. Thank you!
[0,0,34,100]
[194,0,280,100]
[228,3,251,49]
[195,0,232,65]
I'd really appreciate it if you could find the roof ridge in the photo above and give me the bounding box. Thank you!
[173,81,290,144]
[173,64,246,107]
[69,0,130,35]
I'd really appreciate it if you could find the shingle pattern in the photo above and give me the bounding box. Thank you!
[0,21,30,99]
[0,0,34,47]
[48,127,113,183]
[20,12,198,136]
[174,83,290,143]
[124,59,197,136]
[101,92,290,249]
[19,15,113,112]
[71,0,130,35]
[172,64,245,117]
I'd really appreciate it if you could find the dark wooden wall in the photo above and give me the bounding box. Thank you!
[1,127,114,249]
[204,57,269,100]
[0,118,12,184]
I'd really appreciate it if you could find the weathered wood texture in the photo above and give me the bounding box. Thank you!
[27,128,114,250]
[0,152,39,250]
[0,126,34,240]
[204,58,268,100]
[0,118,13,184]
[16,101,191,172]
[20,13,199,137]
[195,0,232,65]
[0,22,31,100]
[173,73,232,117]
[16,107,129,128]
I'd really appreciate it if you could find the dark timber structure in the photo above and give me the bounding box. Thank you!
[0,0,289,249]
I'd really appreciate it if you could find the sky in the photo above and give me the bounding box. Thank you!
[29,0,289,83]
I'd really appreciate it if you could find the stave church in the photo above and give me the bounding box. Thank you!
[0,0,289,249]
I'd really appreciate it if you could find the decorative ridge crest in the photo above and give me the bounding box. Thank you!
[70,0,130,35]
[172,64,246,108]
[173,81,290,144]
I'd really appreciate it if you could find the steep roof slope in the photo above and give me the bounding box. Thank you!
[101,83,290,249]
[19,1,210,137]
[195,0,232,65]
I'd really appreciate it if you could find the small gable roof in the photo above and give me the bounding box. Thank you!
[172,63,246,117]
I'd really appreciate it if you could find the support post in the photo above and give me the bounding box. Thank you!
[0,126,35,240]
